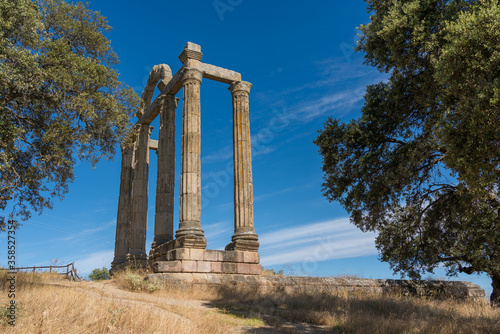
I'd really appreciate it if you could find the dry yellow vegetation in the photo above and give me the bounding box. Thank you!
[1,269,499,333]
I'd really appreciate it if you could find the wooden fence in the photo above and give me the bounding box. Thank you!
[5,262,82,281]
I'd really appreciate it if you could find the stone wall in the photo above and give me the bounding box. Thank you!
[146,273,485,301]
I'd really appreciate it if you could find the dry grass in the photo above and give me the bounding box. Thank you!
[0,269,63,289]
[0,270,263,333]
[209,283,500,334]
[2,269,499,333]
[112,270,500,333]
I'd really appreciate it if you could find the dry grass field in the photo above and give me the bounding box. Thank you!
[1,269,499,333]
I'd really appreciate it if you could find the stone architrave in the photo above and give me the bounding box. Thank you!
[127,124,153,261]
[175,66,207,249]
[111,144,134,268]
[226,81,259,252]
[152,95,178,248]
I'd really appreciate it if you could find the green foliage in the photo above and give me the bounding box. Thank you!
[0,0,140,228]
[315,0,500,305]
[88,267,110,281]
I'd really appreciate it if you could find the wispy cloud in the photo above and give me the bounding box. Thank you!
[254,186,298,202]
[202,144,233,164]
[74,250,114,275]
[203,221,232,240]
[61,220,115,241]
[259,218,377,267]
[286,86,366,123]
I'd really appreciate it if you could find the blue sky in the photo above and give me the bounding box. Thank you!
[0,0,492,296]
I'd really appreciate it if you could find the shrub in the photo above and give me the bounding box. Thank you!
[88,267,110,281]
[112,269,162,293]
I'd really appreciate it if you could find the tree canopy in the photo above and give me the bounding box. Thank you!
[315,0,500,305]
[0,0,139,228]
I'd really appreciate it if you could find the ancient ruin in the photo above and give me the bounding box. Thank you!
[110,42,261,275]
[108,42,486,302]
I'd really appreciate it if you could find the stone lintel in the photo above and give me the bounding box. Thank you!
[137,62,242,125]
[199,63,241,84]
[137,61,243,126]
[149,139,158,151]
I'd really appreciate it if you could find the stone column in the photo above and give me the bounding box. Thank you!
[127,124,153,261]
[152,95,178,248]
[111,144,134,269]
[226,81,259,252]
[175,67,207,249]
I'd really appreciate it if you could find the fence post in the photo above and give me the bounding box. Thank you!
[33,266,36,273]
[49,265,52,273]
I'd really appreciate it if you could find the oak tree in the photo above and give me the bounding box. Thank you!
[0,0,139,228]
[315,0,500,305]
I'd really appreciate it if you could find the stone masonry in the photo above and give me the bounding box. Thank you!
[111,42,260,275]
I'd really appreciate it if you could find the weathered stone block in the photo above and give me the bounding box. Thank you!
[234,251,245,262]
[222,263,237,274]
[169,248,190,261]
[222,251,238,262]
[236,263,250,275]
[190,249,205,261]
[248,264,262,275]
[254,253,260,263]
[243,251,259,264]
[210,261,222,273]
[203,250,220,262]
[153,261,181,273]
[181,260,197,273]
[197,261,211,273]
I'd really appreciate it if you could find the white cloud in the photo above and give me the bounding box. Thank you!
[203,221,232,240]
[287,87,366,123]
[259,218,377,266]
[74,250,114,275]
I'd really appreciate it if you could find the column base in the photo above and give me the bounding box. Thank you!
[225,239,259,252]
[126,250,148,262]
[175,223,206,249]
[151,235,173,249]
[111,258,126,268]
[226,231,259,252]
[175,236,207,249]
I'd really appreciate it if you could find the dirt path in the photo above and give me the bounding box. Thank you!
[44,280,333,334]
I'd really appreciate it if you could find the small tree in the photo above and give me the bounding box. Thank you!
[315,0,500,305]
[88,267,110,281]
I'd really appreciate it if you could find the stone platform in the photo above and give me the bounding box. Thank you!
[149,245,261,275]
[145,273,485,301]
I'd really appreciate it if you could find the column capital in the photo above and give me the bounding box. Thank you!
[229,81,252,95]
[179,42,203,64]
[181,67,203,84]
[140,124,154,136]
[158,94,180,108]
